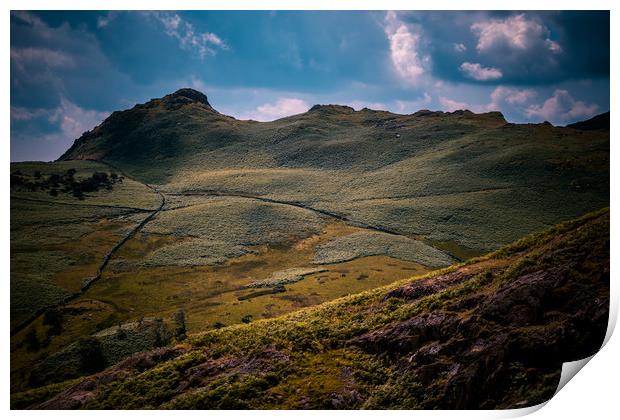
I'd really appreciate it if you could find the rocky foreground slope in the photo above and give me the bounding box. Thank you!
[12,208,609,409]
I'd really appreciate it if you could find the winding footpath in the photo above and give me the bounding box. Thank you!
[12,173,460,337]
[10,182,166,337]
[170,190,411,238]
[10,195,155,213]
[169,190,462,263]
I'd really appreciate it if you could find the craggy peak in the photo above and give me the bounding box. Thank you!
[166,88,212,106]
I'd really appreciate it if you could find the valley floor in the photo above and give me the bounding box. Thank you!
[9,156,610,409]
[11,160,448,392]
[11,208,610,409]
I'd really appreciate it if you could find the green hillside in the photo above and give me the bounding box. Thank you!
[11,88,609,402]
[12,209,609,409]
[61,88,609,253]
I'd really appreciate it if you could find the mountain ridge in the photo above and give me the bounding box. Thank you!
[566,111,610,131]
[56,87,609,255]
[59,87,607,165]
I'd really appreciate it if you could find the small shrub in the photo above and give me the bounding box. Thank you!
[42,309,63,337]
[115,323,127,340]
[77,337,106,374]
[24,328,40,352]
[153,318,172,347]
[174,309,187,340]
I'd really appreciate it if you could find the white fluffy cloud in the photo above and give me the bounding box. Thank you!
[459,62,503,81]
[97,12,117,28]
[241,98,310,121]
[47,98,109,140]
[453,43,467,53]
[438,87,535,114]
[525,89,598,122]
[148,12,227,58]
[11,47,74,69]
[11,97,109,161]
[10,106,51,122]
[471,14,561,54]
[490,86,537,105]
[384,11,430,86]
[438,96,469,112]
[487,86,537,112]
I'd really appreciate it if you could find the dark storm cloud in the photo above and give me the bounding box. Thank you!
[398,11,609,85]
[10,11,137,111]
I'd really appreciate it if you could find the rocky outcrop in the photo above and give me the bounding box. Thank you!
[352,242,609,409]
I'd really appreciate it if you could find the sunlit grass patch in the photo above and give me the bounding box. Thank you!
[313,231,454,267]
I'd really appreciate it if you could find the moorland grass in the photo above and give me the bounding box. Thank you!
[312,230,454,267]
[16,208,606,409]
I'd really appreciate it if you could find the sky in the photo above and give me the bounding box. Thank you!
[10,10,610,161]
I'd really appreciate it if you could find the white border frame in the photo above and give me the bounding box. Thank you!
[3,2,616,419]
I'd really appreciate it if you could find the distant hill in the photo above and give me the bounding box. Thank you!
[567,111,610,131]
[58,88,609,254]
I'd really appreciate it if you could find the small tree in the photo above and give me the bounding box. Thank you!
[72,186,85,200]
[115,322,127,340]
[174,309,187,340]
[34,170,42,179]
[24,328,40,352]
[77,337,106,374]
[48,173,61,187]
[153,318,171,347]
[92,172,109,186]
[43,308,63,337]
[10,173,24,188]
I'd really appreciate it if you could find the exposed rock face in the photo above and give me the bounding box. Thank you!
[383,271,473,302]
[309,104,355,113]
[25,346,187,409]
[117,346,187,372]
[352,240,609,409]
[167,88,212,106]
[28,370,131,410]
[158,88,216,111]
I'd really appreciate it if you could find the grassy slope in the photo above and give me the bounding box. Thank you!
[14,90,609,403]
[10,160,159,326]
[12,208,609,409]
[10,160,161,390]
[60,90,610,254]
[10,167,431,393]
